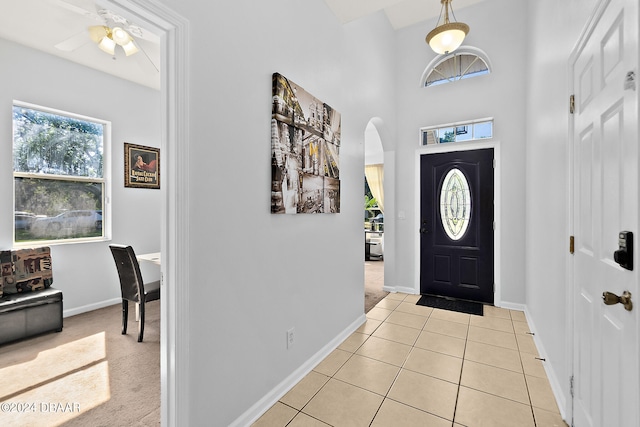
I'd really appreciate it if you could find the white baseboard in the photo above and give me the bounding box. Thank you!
[489,300,568,422]
[384,285,417,294]
[496,300,526,312]
[523,306,567,421]
[63,298,120,318]
[231,313,367,427]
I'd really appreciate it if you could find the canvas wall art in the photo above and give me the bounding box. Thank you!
[271,73,341,214]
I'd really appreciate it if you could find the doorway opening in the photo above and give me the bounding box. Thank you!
[101,1,190,425]
[414,140,501,305]
[419,148,494,304]
[364,119,387,312]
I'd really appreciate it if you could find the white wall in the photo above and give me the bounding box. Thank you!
[0,38,161,314]
[155,0,396,424]
[525,0,598,415]
[392,0,528,303]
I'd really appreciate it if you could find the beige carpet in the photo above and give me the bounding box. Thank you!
[365,260,388,313]
[0,301,160,427]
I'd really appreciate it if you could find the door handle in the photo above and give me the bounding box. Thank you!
[420,220,428,234]
[602,291,633,311]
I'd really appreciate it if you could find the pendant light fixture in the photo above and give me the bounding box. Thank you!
[426,0,469,55]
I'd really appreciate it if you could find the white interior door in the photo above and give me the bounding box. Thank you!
[571,0,639,426]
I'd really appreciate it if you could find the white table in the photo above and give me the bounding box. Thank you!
[134,252,160,320]
[137,252,161,266]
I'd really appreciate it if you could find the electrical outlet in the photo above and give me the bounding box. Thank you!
[287,327,295,349]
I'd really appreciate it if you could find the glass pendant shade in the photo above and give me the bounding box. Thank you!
[121,40,139,56]
[98,36,116,55]
[426,22,469,54]
[425,0,469,55]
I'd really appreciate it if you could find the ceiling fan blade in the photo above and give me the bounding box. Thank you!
[54,30,91,51]
[134,43,160,74]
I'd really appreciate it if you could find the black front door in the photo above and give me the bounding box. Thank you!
[420,149,494,303]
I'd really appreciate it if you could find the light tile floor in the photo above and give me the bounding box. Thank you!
[253,293,568,427]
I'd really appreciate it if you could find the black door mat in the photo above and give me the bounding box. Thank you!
[416,295,484,316]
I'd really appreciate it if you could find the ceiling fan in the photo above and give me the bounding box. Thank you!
[52,0,159,73]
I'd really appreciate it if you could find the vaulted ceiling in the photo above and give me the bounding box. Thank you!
[322,0,486,29]
[0,0,485,90]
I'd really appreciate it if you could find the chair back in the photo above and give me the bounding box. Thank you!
[109,244,145,303]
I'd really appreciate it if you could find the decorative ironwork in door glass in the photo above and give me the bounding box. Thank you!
[439,168,471,240]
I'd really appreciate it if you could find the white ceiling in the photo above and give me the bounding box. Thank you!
[0,0,485,91]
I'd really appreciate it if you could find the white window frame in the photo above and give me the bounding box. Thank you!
[420,46,493,88]
[420,118,494,146]
[12,101,111,246]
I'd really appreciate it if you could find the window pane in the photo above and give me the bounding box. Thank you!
[440,168,471,241]
[439,127,455,143]
[14,177,103,242]
[13,106,103,178]
[455,125,472,142]
[473,121,493,139]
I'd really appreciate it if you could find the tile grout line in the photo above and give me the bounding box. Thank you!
[366,293,411,427]
[513,312,540,427]
[373,293,416,425]
[373,296,458,426]
[450,308,474,427]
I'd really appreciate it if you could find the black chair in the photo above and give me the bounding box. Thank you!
[109,244,160,342]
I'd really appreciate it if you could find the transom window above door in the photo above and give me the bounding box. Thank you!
[420,118,493,145]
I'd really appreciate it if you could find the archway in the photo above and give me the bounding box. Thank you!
[364,119,387,311]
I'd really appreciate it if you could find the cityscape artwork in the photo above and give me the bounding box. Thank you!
[271,73,340,214]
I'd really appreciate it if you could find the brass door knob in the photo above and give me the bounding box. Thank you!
[602,291,633,311]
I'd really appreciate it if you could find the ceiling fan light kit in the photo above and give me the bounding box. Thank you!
[426,0,469,55]
[94,24,139,57]
[52,2,160,78]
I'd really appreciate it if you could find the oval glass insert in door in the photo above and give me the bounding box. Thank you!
[439,168,472,240]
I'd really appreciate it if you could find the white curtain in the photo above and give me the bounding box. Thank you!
[365,164,384,213]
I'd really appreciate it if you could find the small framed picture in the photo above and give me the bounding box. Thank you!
[124,143,160,189]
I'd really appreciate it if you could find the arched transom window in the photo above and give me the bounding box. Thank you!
[421,46,492,87]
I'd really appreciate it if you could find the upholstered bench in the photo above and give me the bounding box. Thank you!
[0,288,63,345]
[0,247,63,345]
